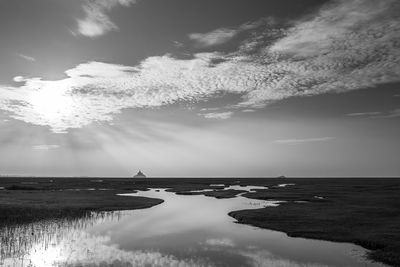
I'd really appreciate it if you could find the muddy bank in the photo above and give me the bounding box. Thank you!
[228,179,400,267]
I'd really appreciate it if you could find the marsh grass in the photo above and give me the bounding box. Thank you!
[0,210,122,265]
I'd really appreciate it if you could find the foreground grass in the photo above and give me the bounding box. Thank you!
[0,177,399,266]
[0,189,163,228]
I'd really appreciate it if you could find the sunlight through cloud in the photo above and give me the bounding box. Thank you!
[0,0,399,133]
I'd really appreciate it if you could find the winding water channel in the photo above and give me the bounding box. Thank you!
[0,188,387,267]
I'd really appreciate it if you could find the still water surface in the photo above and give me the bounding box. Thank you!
[0,188,387,267]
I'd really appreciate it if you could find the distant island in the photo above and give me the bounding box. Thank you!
[133,170,146,178]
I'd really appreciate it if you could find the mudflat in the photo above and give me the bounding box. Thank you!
[0,177,399,266]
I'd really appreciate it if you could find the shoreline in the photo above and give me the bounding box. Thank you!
[0,177,399,266]
[228,206,395,266]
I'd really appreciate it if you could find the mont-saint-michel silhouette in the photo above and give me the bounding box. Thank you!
[133,170,146,178]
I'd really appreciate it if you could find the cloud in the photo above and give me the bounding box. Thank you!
[173,41,184,48]
[0,54,250,132]
[269,0,398,56]
[13,76,26,82]
[374,109,400,118]
[17,53,36,62]
[237,0,400,107]
[189,28,239,48]
[200,107,220,112]
[188,21,264,48]
[204,238,235,247]
[76,0,136,37]
[0,0,399,132]
[273,137,334,144]
[347,111,382,116]
[201,112,233,120]
[346,109,400,118]
[32,145,60,150]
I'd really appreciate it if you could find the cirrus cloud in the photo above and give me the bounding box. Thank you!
[273,137,335,145]
[76,0,137,37]
[32,144,60,150]
[189,28,239,48]
[17,53,36,62]
[0,0,399,133]
[188,19,270,48]
[200,112,233,120]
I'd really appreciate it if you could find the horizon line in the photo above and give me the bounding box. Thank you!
[0,175,399,179]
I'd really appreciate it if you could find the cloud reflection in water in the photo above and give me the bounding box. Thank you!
[0,189,385,267]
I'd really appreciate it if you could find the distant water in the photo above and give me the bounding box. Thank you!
[0,188,387,267]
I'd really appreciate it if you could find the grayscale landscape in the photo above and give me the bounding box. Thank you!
[0,0,399,266]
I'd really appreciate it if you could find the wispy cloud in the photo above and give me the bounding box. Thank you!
[76,0,136,37]
[188,20,264,48]
[17,53,36,62]
[200,107,220,112]
[201,112,233,120]
[0,0,399,132]
[189,28,239,48]
[347,111,382,117]
[375,109,400,118]
[204,238,235,247]
[173,41,184,48]
[347,109,400,118]
[32,145,60,150]
[273,137,334,144]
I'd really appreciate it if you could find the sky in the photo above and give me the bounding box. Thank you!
[0,0,399,177]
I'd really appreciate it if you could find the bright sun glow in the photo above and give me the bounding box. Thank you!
[27,79,78,132]
[30,88,73,120]
[28,244,66,267]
